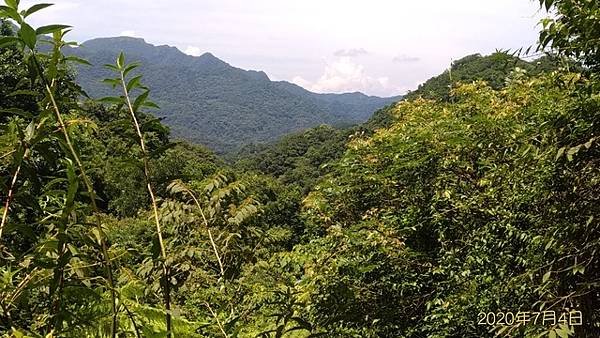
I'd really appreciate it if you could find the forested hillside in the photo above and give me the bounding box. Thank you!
[235,125,352,191]
[237,52,563,181]
[1,0,599,337]
[64,37,400,153]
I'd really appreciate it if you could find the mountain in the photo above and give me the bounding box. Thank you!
[64,37,401,153]
[403,52,562,102]
[234,51,567,189]
[365,52,564,131]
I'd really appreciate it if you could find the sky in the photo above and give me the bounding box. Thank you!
[20,0,547,97]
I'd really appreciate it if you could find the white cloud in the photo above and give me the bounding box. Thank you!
[294,57,392,96]
[184,46,202,56]
[291,76,312,88]
[22,0,545,96]
[119,30,137,37]
[334,48,369,57]
[393,54,421,63]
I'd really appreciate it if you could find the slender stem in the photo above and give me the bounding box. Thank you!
[183,186,225,277]
[0,149,26,240]
[0,149,16,160]
[122,303,142,338]
[49,241,67,333]
[0,117,43,241]
[31,52,118,338]
[205,302,228,338]
[119,70,172,336]
[6,269,37,304]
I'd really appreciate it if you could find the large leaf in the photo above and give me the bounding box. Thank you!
[35,24,71,35]
[117,51,125,69]
[98,96,124,105]
[18,22,35,49]
[126,75,143,92]
[123,62,140,78]
[0,6,21,22]
[133,90,150,112]
[4,0,17,10]
[23,3,52,17]
[64,55,92,66]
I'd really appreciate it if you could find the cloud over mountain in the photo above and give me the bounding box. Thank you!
[293,57,391,95]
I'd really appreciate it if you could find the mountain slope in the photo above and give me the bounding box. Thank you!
[365,52,563,131]
[65,37,400,153]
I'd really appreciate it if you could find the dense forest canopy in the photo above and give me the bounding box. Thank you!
[1,0,599,337]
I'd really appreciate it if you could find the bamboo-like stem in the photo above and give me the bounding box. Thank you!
[118,70,172,336]
[31,53,119,338]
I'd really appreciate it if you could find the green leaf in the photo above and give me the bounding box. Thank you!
[555,146,565,161]
[90,228,103,245]
[0,108,33,118]
[142,101,160,109]
[4,0,17,10]
[542,270,551,283]
[65,159,79,211]
[23,3,52,17]
[35,24,70,35]
[101,78,120,88]
[556,328,569,338]
[99,96,124,104]
[23,120,36,142]
[117,51,125,69]
[133,90,149,112]
[0,36,19,48]
[566,145,581,162]
[123,62,140,77]
[8,89,37,97]
[18,22,36,49]
[104,63,119,71]
[64,55,91,66]
[0,6,21,22]
[126,75,143,92]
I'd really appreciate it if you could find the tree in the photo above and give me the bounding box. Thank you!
[539,0,600,70]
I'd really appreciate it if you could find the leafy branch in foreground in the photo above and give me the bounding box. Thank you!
[1,1,119,336]
[101,53,172,337]
[168,180,225,278]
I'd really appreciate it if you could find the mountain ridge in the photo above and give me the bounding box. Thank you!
[65,36,401,153]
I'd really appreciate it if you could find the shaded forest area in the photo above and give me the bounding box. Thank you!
[1,0,599,337]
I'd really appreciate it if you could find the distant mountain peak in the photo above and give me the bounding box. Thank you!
[80,36,151,51]
[86,36,146,44]
[199,52,217,58]
[114,36,145,42]
[66,35,401,153]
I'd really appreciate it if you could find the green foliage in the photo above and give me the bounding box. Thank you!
[297,72,600,336]
[2,0,600,337]
[538,0,600,70]
[235,125,351,192]
[403,52,561,102]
